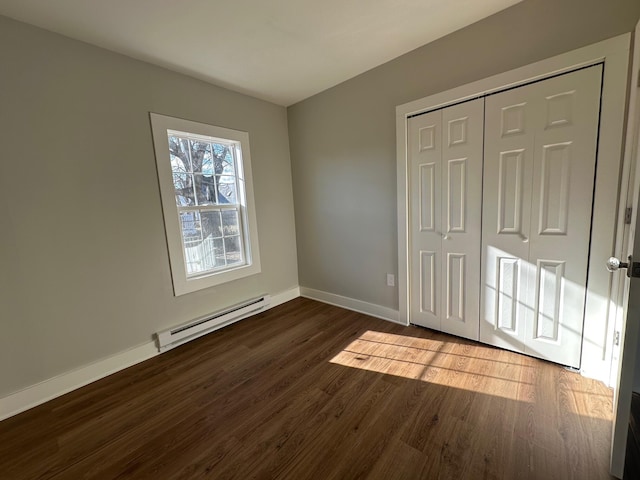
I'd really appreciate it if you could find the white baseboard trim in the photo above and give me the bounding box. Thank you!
[0,341,158,422]
[300,287,404,325]
[0,286,301,422]
[271,286,300,307]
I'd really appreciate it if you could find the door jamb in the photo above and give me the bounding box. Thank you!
[610,22,640,478]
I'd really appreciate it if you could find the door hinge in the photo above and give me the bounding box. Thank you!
[625,207,633,225]
[614,331,621,346]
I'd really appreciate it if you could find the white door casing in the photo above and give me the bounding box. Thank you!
[481,66,603,368]
[610,88,640,479]
[609,18,640,479]
[408,98,483,340]
[397,34,631,382]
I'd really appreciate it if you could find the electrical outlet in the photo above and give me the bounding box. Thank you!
[386,274,395,287]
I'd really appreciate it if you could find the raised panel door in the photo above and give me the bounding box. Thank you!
[526,65,602,367]
[441,99,483,340]
[481,65,602,368]
[409,111,442,330]
[481,93,534,354]
[409,99,483,340]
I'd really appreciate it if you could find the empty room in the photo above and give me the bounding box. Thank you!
[3,0,640,479]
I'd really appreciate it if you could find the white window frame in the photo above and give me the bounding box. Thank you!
[150,113,261,296]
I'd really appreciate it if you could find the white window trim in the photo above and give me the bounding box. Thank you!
[150,113,261,296]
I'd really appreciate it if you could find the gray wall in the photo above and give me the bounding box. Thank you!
[288,0,640,311]
[0,16,298,398]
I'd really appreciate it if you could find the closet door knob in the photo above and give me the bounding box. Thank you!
[606,256,637,277]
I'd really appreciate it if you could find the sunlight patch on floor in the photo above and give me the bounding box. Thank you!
[330,330,528,401]
[330,330,615,420]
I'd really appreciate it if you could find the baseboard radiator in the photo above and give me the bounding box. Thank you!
[155,295,271,352]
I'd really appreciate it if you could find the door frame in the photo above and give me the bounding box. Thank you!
[396,33,632,383]
[609,19,640,479]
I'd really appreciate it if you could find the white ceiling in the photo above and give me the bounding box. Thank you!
[0,0,522,106]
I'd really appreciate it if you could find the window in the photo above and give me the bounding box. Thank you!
[150,113,261,295]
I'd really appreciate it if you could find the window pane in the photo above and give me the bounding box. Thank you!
[194,174,216,206]
[217,176,237,204]
[180,211,201,241]
[170,153,189,173]
[174,173,194,206]
[181,210,242,275]
[190,140,214,175]
[201,210,222,238]
[222,160,234,175]
[212,143,234,175]
[222,146,235,175]
[213,238,226,268]
[197,236,224,272]
[181,211,228,275]
[224,236,243,265]
[169,136,191,172]
[186,238,220,275]
[181,212,203,275]
[221,209,240,236]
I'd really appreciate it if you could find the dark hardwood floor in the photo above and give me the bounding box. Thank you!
[0,298,615,479]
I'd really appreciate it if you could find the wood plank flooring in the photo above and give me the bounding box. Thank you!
[0,298,615,479]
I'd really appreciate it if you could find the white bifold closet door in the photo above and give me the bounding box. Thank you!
[408,98,483,341]
[480,65,602,368]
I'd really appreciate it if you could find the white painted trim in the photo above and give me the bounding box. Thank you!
[0,286,301,422]
[271,286,301,307]
[149,113,262,296]
[300,287,404,325]
[580,41,630,383]
[396,33,632,383]
[396,34,630,118]
[397,108,410,329]
[610,19,640,478]
[0,342,158,422]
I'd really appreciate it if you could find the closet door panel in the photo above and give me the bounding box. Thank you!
[481,65,602,367]
[441,99,483,340]
[481,91,535,354]
[526,65,602,367]
[409,111,442,329]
